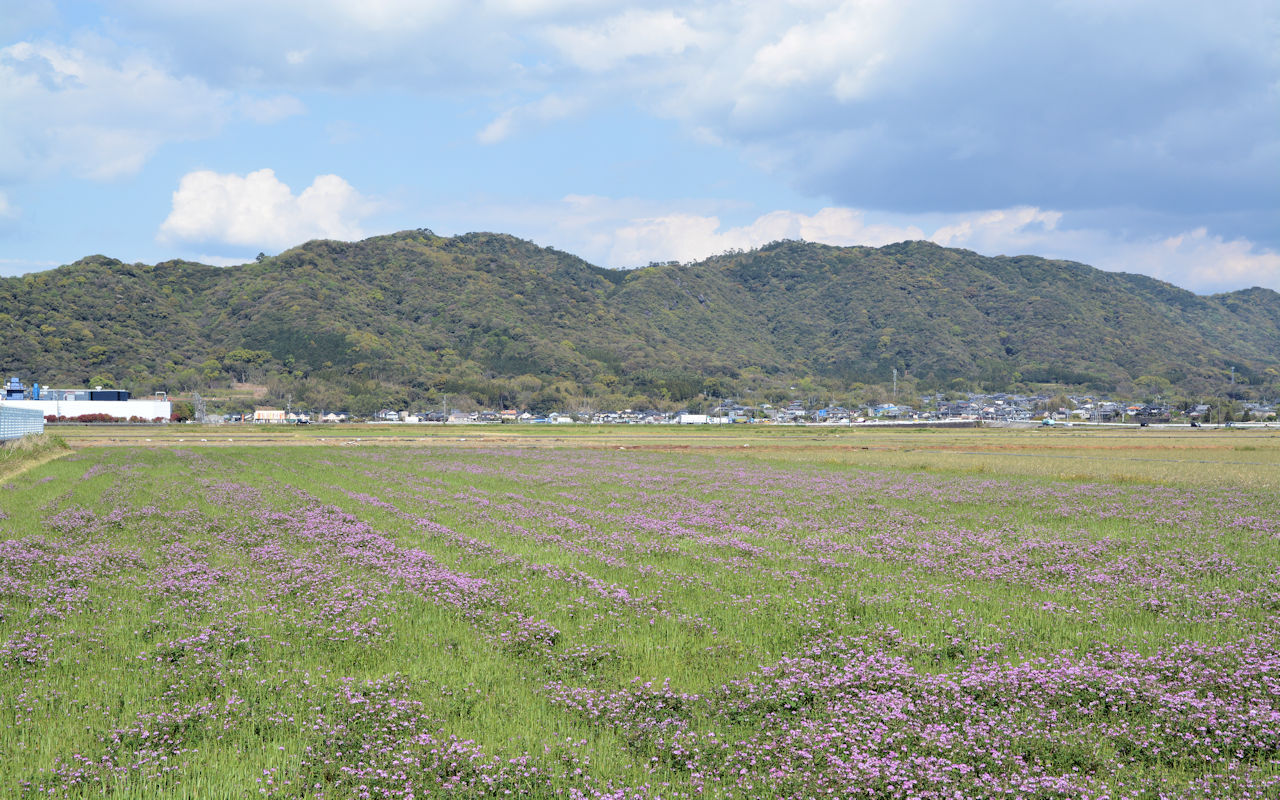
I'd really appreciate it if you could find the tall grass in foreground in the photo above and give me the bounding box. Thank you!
[0,433,69,474]
[1,443,1278,797]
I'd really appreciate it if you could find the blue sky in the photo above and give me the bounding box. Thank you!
[2,1,1277,293]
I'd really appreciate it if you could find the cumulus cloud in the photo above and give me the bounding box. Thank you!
[609,207,923,265]
[1131,230,1280,293]
[158,168,375,250]
[695,2,1276,232]
[741,0,904,100]
[9,2,1276,287]
[0,40,231,181]
[102,1,1278,241]
[543,8,705,71]
[903,206,1280,294]
[427,195,928,267]
[931,207,1065,253]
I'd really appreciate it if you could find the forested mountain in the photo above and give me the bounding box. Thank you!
[1,230,1277,413]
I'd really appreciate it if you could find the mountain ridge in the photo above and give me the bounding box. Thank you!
[1,230,1276,412]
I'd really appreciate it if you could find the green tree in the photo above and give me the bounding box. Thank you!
[200,358,224,386]
[170,400,194,421]
[1134,375,1172,402]
[224,349,273,382]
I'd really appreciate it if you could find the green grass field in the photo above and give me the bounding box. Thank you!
[52,422,1280,490]
[2,427,1278,797]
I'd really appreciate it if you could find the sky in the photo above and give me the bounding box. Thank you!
[1,1,1277,294]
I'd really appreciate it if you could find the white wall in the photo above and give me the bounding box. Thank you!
[0,398,172,420]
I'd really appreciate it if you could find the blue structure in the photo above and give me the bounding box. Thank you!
[4,377,25,400]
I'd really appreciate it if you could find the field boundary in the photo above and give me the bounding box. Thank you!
[0,447,68,482]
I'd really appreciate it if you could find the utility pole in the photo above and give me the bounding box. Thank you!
[892,368,898,400]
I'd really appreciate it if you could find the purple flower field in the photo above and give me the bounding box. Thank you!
[2,443,1279,798]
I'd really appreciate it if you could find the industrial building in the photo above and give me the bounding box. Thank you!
[1,377,172,421]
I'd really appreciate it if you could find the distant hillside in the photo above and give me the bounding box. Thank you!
[1,230,1276,413]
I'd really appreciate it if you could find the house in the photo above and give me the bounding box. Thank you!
[253,408,286,423]
[1134,406,1171,425]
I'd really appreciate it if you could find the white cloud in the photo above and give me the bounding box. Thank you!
[478,94,586,143]
[931,207,1064,252]
[907,205,1280,293]
[158,168,375,249]
[1110,229,1280,294]
[428,195,924,267]
[192,254,253,267]
[0,190,15,218]
[7,1,1275,287]
[484,0,617,17]
[544,9,705,71]
[743,0,903,99]
[90,1,1280,232]
[0,40,231,181]
[328,0,462,32]
[609,207,923,265]
[427,194,1280,292]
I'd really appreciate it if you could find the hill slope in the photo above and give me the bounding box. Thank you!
[1,231,1276,411]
